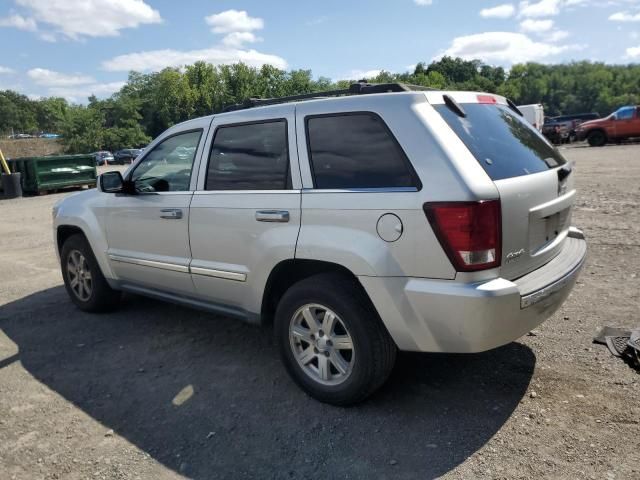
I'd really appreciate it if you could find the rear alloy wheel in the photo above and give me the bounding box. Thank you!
[275,273,397,406]
[289,303,355,386]
[588,130,606,147]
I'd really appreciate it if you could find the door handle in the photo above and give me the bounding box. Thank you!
[255,210,290,223]
[160,208,183,219]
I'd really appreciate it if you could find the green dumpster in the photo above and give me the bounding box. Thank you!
[9,155,97,194]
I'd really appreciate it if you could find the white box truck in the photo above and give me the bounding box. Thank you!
[517,104,544,131]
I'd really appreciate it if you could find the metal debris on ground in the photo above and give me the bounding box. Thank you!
[593,326,640,371]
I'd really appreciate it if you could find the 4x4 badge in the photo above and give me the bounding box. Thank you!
[506,248,526,263]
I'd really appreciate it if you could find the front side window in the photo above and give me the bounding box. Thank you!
[306,113,417,189]
[206,120,289,190]
[614,107,635,121]
[130,130,202,192]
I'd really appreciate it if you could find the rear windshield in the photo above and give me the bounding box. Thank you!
[435,103,566,181]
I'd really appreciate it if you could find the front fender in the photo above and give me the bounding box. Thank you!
[53,189,115,282]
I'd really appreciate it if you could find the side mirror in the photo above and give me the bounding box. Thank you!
[99,171,124,193]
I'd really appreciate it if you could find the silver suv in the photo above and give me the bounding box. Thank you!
[53,83,587,405]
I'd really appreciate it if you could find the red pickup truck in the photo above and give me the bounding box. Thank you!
[576,106,640,146]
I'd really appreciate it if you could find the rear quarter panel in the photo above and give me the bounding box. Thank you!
[294,93,499,280]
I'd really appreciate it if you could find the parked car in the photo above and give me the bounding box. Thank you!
[542,112,600,144]
[517,104,544,131]
[113,148,143,164]
[52,83,587,405]
[92,151,114,166]
[39,133,62,139]
[576,106,640,146]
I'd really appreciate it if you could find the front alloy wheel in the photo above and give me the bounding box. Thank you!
[60,233,121,312]
[66,249,93,301]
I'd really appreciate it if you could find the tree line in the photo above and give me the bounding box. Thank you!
[1,57,639,153]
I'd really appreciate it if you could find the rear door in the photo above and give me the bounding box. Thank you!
[188,106,301,315]
[430,93,574,280]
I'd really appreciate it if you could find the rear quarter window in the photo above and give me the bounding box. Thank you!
[435,103,567,181]
[305,112,420,189]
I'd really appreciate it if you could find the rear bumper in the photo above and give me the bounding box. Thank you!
[360,228,586,353]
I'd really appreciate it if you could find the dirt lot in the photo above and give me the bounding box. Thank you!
[0,138,64,159]
[1,146,639,480]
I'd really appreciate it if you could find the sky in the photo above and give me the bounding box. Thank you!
[0,0,639,102]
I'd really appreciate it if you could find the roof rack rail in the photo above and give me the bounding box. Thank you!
[221,81,435,112]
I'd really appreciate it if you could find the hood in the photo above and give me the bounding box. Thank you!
[58,186,100,206]
[578,118,606,128]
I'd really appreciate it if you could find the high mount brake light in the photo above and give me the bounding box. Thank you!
[424,200,502,272]
[477,95,497,104]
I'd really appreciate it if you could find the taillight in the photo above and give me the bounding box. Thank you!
[423,200,501,272]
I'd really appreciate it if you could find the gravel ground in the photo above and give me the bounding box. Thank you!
[0,147,638,480]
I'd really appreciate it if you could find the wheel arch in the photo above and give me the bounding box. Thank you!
[260,259,374,324]
[56,225,86,254]
[54,220,116,283]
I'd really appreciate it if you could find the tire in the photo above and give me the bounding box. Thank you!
[274,273,397,406]
[60,234,121,312]
[588,130,606,147]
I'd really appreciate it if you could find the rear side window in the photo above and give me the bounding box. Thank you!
[435,103,567,181]
[206,120,289,190]
[306,113,418,189]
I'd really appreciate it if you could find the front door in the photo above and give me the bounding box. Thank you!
[613,106,639,138]
[188,106,302,317]
[105,123,209,295]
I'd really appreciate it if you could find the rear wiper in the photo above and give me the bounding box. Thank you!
[506,98,523,117]
[443,94,466,118]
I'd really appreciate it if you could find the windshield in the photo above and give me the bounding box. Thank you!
[435,103,567,181]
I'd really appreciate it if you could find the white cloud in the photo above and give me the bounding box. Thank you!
[102,47,287,72]
[609,11,640,22]
[205,10,263,34]
[626,45,640,57]
[221,31,261,48]
[517,0,600,17]
[13,0,161,39]
[519,0,562,17]
[480,4,516,18]
[340,69,382,80]
[205,10,265,48]
[547,29,570,41]
[520,18,555,32]
[439,31,583,64]
[414,0,434,5]
[39,31,56,42]
[27,68,94,87]
[0,66,15,74]
[48,81,126,103]
[0,13,37,31]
